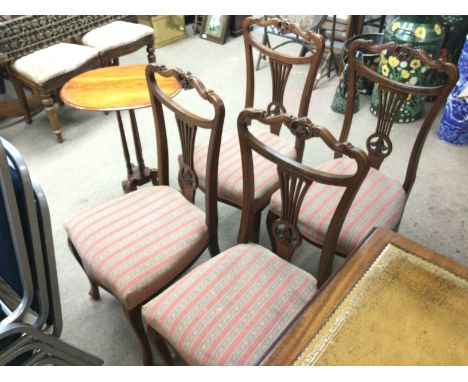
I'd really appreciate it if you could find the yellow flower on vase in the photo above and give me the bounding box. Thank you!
[388,56,400,68]
[434,24,442,35]
[401,69,410,79]
[391,22,401,32]
[415,26,426,39]
[380,52,387,64]
[381,64,390,77]
[410,59,421,69]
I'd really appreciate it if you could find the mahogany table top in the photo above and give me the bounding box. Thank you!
[60,64,180,111]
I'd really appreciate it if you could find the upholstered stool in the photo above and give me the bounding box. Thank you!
[12,43,98,85]
[10,43,100,142]
[81,21,155,65]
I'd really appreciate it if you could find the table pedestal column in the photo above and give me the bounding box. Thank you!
[116,109,157,193]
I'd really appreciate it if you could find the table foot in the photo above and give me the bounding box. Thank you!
[122,165,158,193]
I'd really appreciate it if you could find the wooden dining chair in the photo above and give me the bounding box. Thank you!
[63,65,224,365]
[189,17,325,244]
[141,109,368,366]
[267,39,459,262]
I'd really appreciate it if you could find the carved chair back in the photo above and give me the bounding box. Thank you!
[146,64,225,254]
[339,39,458,195]
[237,109,369,286]
[242,17,325,160]
[0,15,125,64]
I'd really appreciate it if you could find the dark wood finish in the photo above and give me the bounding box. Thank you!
[338,40,458,196]
[61,64,180,193]
[267,40,460,262]
[196,17,325,244]
[243,17,324,143]
[65,67,224,365]
[146,108,368,366]
[261,227,468,365]
[237,109,369,286]
[146,64,225,256]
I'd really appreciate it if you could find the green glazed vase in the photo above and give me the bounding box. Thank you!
[370,15,445,123]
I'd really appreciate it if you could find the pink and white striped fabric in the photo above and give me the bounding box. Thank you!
[64,186,209,309]
[192,127,296,206]
[143,243,317,365]
[270,158,407,255]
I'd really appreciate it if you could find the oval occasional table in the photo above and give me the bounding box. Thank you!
[61,64,180,193]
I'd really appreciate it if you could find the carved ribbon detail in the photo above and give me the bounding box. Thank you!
[276,21,292,35]
[176,71,193,90]
[393,45,417,62]
[288,117,319,140]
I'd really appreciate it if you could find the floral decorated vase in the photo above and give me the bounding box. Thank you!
[437,34,468,145]
[370,16,445,123]
[432,16,468,86]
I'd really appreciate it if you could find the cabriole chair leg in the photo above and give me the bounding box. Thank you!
[147,326,175,365]
[67,238,101,300]
[124,306,154,366]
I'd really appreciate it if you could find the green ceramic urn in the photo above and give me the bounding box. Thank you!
[370,16,445,123]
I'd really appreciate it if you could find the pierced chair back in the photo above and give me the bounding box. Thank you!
[238,109,369,286]
[146,64,225,254]
[339,39,458,195]
[243,17,325,160]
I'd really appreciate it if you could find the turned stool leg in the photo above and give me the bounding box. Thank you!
[146,44,156,63]
[41,92,63,143]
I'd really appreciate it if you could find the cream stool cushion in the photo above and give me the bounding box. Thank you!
[82,21,154,52]
[12,43,98,85]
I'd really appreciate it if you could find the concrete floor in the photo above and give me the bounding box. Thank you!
[0,27,467,365]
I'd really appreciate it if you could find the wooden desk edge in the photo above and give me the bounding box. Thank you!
[261,227,468,365]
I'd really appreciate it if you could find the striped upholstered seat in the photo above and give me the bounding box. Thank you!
[270,158,407,255]
[64,186,209,309]
[192,128,296,206]
[143,243,316,365]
